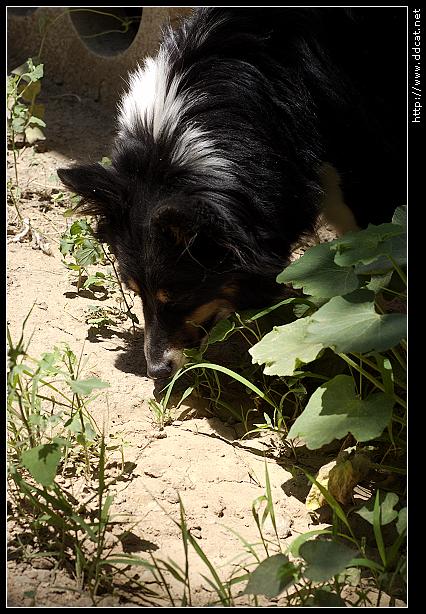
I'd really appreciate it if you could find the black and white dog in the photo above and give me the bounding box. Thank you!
[58,7,406,379]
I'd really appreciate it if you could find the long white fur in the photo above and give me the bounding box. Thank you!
[118,47,232,174]
[119,49,183,141]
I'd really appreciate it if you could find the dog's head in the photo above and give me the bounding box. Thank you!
[56,16,300,380]
[57,160,283,379]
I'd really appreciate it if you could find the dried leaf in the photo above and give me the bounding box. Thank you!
[328,452,371,505]
[25,125,46,145]
[306,451,371,510]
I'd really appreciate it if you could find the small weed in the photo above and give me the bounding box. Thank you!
[84,304,127,328]
[148,397,175,430]
[60,216,139,328]
[50,190,68,205]
[7,58,46,148]
[7,308,108,471]
[60,218,105,291]
[7,58,45,223]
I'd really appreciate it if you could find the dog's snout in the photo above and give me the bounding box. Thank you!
[147,360,174,380]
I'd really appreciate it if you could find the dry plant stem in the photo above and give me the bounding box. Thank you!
[9,137,23,222]
[100,244,136,331]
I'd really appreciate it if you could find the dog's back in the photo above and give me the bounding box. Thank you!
[157,7,406,228]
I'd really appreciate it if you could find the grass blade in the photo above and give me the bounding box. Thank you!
[162,362,276,411]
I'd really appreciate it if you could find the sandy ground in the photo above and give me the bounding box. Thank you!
[7,83,405,607]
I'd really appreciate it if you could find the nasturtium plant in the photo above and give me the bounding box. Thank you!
[249,317,324,377]
[250,208,406,450]
[277,241,360,298]
[307,290,406,354]
[299,539,357,582]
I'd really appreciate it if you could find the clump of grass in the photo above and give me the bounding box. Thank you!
[141,461,405,606]
[7,309,158,604]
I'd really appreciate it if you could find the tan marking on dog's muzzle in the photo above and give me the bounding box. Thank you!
[186,299,234,327]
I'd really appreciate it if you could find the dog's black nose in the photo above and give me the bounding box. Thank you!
[147,361,173,380]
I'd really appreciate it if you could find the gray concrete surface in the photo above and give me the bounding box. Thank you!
[7,7,193,111]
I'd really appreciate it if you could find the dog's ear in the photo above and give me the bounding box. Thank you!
[152,198,256,268]
[151,199,229,246]
[57,163,125,218]
[151,203,194,245]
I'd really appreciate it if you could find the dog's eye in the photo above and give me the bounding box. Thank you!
[155,289,170,303]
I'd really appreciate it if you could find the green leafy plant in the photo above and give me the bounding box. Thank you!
[155,207,406,604]
[7,58,46,222]
[84,304,128,328]
[7,311,159,604]
[7,58,46,147]
[60,217,139,328]
[251,207,406,452]
[162,208,406,443]
[59,219,106,290]
[157,462,405,606]
[238,464,406,606]
[7,307,109,469]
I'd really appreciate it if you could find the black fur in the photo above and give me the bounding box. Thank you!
[58,7,406,378]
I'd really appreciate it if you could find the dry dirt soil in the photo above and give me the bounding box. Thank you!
[7,82,405,608]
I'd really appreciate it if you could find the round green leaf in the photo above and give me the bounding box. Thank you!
[277,242,359,297]
[287,374,394,449]
[308,290,406,353]
[243,554,297,598]
[300,539,357,582]
[249,317,323,376]
[332,223,406,272]
[68,377,109,396]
